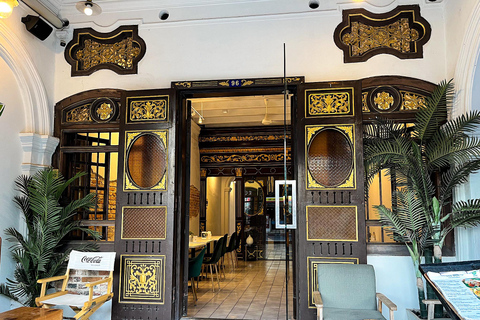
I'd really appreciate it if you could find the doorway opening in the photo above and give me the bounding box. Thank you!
[182,91,296,319]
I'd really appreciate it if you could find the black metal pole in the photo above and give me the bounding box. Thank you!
[283,43,289,320]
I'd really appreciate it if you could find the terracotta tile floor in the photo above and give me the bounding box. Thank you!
[185,259,294,320]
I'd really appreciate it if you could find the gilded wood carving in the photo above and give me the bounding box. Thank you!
[334,5,431,63]
[65,25,146,76]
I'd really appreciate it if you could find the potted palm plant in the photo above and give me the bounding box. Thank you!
[364,80,480,319]
[0,168,100,307]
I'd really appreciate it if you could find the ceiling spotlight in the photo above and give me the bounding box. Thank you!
[76,0,102,16]
[309,0,319,9]
[159,10,169,21]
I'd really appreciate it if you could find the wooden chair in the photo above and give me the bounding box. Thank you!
[35,250,116,320]
[313,263,397,320]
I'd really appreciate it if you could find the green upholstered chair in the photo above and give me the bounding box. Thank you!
[188,246,206,304]
[202,236,225,291]
[313,263,397,320]
[225,232,238,269]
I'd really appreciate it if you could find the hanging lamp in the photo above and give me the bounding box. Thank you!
[76,0,102,16]
[0,0,18,19]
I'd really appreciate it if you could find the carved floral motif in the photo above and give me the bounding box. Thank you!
[309,93,350,115]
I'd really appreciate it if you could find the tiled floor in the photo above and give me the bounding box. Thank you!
[186,259,294,320]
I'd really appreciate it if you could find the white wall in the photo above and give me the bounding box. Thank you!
[0,3,57,313]
[0,56,25,313]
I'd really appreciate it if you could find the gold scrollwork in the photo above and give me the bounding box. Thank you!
[121,256,164,303]
[76,37,141,71]
[373,91,395,110]
[309,93,350,115]
[200,168,207,178]
[65,104,92,123]
[362,92,370,112]
[96,102,113,120]
[201,153,290,163]
[130,99,167,122]
[175,81,192,88]
[341,19,419,57]
[235,168,243,177]
[401,91,426,110]
[199,134,290,143]
[219,81,229,87]
[242,80,254,86]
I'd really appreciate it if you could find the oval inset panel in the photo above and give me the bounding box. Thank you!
[307,129,353,187]
[127,133,166,189]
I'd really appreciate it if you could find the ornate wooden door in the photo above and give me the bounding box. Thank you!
[112,88,177,320]
[295,81,367,319]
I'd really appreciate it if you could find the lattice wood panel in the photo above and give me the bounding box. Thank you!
[306,206,357,241]
[122,207,167,239]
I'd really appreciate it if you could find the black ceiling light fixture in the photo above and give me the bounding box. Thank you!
[309,0,320,9]
[76,0,102,16]
[21,15,52,40]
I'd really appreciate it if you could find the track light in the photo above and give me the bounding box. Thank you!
[76,0,101,16]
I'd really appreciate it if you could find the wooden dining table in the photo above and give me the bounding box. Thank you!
[188,235,225,257]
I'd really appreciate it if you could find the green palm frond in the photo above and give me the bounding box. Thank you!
[414,79,452,142]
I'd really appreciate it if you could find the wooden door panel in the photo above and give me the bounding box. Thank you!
[295,81,366,318]
[112,89,176,320]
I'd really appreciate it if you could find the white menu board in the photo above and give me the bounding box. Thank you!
[426,270,480,320]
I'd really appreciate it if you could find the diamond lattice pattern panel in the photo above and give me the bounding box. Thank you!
[308,129,353,187]
[122,207,166,239]
[307,206,357,241]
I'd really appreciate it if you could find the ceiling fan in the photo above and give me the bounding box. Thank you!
[261,98,272,125]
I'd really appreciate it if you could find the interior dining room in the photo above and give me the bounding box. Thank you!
[186,94,294,319]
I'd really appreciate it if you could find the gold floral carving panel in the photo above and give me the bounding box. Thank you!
[65,25,146,76]
[305,88,354,118]
[362,86,427,114]
[119,255,165,304]
[334,5,431,63]
[65,104,92,123]
[126,96,169,123]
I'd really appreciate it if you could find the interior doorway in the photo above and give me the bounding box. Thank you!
[181,89,296,319]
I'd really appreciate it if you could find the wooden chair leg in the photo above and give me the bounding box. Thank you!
[209,265,215,292]
[214,264,221,289]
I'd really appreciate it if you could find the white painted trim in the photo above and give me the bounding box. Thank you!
[452,1,480,117]
[19,133,59,175]
[0,22,51,135]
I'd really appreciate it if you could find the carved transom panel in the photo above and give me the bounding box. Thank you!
[63,98,119,124]
[65,25,146,76]
[126,96,169,123]
[362,85,427,113]
[334,5,431,63]
[305,88,354,117]
[119,255,165,304]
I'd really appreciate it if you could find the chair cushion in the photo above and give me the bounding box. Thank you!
[317,264,377,310]
[42,293,91,308]
[323,307,386,320]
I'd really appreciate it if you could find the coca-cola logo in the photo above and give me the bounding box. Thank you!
[81,256,102,264]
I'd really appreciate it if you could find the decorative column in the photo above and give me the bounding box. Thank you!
[19,133,59,175]
[199,168,207,234]
[235,167,244,260]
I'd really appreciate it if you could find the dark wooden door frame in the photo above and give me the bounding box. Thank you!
[171,77,304,319]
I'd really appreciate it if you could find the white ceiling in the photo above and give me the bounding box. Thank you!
[189,94,291,128]
[37,0,443,26]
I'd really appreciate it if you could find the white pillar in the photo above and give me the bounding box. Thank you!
[19,133,59,175]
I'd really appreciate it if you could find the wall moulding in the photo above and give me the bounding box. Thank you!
[334,5,432,63]
[64,25,146,76]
